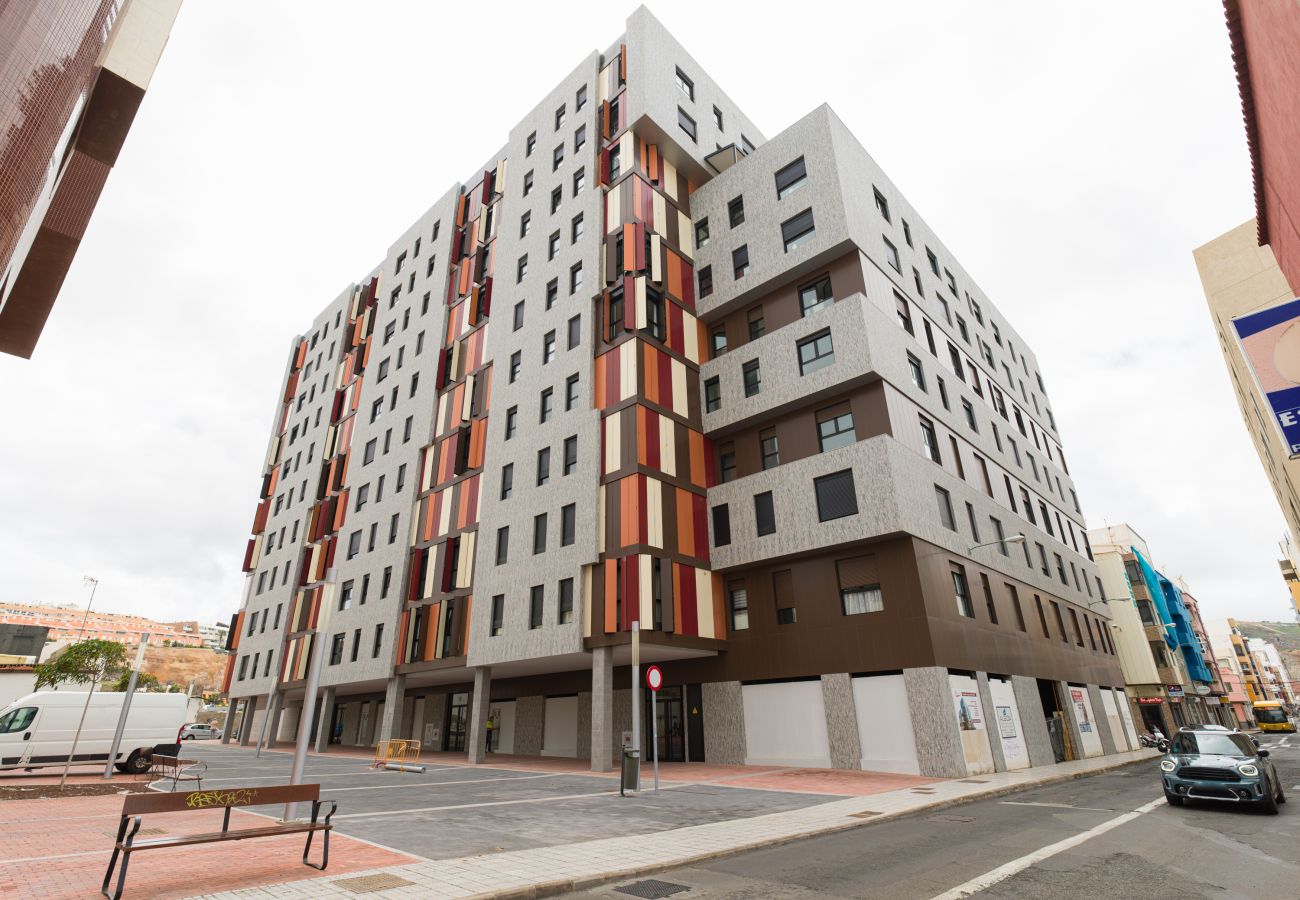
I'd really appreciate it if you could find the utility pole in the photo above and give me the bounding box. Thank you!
[284,587,333,821]
[77,576,99,640]
[103,634,149,779]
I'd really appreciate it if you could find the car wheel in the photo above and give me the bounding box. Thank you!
[1165,792,1184,807]
[1260,786,1280,815]
[123,752,151,776]
[182,734,193,740]
[1276,780,1286,805]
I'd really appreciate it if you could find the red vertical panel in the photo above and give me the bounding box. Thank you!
[659,351,673,410]
[623,556,640,628]
[623,275,637,331]
[679,565,698,636]
[680,259,696,310]
[638,475,649,544]
[634,223,646,271]
[645,409,660,470]
[667,304,683,354]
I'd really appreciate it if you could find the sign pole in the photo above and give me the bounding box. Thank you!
[102,634,149,779]
[631,621,641,792]
[651,689,659,793]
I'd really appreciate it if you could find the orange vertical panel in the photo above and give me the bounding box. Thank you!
[594,352,607,409]
[676,487,694,556]
[671,563,684,634]
[604,559,617,634]
[622,223,635,273]
[688,431,706,487]
[643,344,659,405]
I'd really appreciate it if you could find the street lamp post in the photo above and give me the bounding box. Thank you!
[968,533,1026,555]
[103,634,149,779]
[77,576,99,640]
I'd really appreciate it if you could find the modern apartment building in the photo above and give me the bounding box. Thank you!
[0,0,182,358]
[1193,2,1300,585]
[223,8,1129,779]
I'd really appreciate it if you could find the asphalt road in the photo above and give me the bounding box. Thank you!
[577,735,1300,900]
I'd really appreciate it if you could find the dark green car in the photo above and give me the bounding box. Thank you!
[1161,728,1286,814]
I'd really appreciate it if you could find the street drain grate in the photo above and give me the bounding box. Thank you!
[959,779,990,784]
[103,828,166,838]
[614,879,692,899]
[847,810,882,819]
[332,873,417,893]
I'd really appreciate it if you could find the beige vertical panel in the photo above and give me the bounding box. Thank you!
[620,341,637,401]
[652,193,666,239]
[322,425,337,461]
[423,555,438,599]
[421,444,436,490]
[597,64,612,103]
[639,554,654,627]
[408,509,421,544]
[650,233,663,283]
[658,416,676,477]
[435,393,450,435]
[449,340,463,380]
[437,488,453,537]
[683,317,700,363]
[266,435,282,468]
[671,359,688,417]
[634,276,648,329]
[695,569,715,639]
[249,533,265,570]
[461,374,475,422]
[661,159,677,202]
[678,210,692,260]
[604,413,622,474]
[597,485,607,554]
[619,131,634,172]
[582,564,594,637]
[646,478,663,549]
[496,158,507,197]
[606,188,621,234]
[458,531,476,589]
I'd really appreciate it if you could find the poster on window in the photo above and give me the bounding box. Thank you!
[1071,688,1093,733]
[1233,297,1300,456]
[996,705,1017,739]
[954,689,984,731]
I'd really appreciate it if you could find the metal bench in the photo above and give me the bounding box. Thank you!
[101,784,335,899]
[149,755,206,790]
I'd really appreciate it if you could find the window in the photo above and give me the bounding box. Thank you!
[814,469,857,521]
[505,406,518,439]
[712,504,731,546]
[747,306,765,340]
[1051,602,1068,643]
[966,502,980,541]
[952,564,974,617]
[525,131,536,157]
[552,143,564,171]
[704,376,721,412]
[698,265,713,298]
[517,254,528,282]
[539,387,553,423]
[962,399,978,432]
[558,578,575,623]
[495,526,509,565]
[555,104,566,129]
[533,513,547,554]
[561,503,576,545]
[529,586,544,629]
[760,429,779,469]
[800,276,833,316]
[354,483,370,511]
[551,186,562,213]
[936,485,956,530]
[347,530,361,559]
[775,157,807,198]
[919,416,941,463]
[675,67,694,99]
[896,294,914,334]
[782,209,816,251]
[754,492,776,536]
[902,218,913,247]
[543,330,556,364]
[728,583,749,630]
[981,574,998,623]
[728,196,745,227]
[694,218,710,249]
[548,230,560,260]
[537,447,551,485]
[563,435,577,474]
[509,350,521,383]
[573,167,585,195]
[571,212,584,242]
[513,300,525,331]
[574,125,586,152]
[742,360,761,396]
[329,634,344,665]
[491,595,505,636]
[732,245,749,279]
[568,315,581,350]
[644,291,666,341]
[500,463,513,499]
[842,579,883,615]
[363,438,377,465]
[908,352,926,390]
[565,373,579,410]
[719,444,736,482]
[883,235,900,272]
[713,105,723,129]
[678,107,697,142]
[873,187,891,222]
[547,279,559,309]
[817,409,855,452]
[576,84,587,110]
[710,326,727,357]
[798,329,834,374]
[569,262,583,294]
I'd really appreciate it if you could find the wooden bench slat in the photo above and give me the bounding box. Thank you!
[122,823,327,850]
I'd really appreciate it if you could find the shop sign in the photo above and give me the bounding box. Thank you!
[1166,684,1185,698]
[1137,697,1164,705]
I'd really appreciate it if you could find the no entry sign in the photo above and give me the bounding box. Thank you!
[645,665,663,692]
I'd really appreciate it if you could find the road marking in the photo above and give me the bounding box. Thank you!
[929,797,1164,900]
[999,800,1115,813]
[331,788,619,820]
[320,773,562,793]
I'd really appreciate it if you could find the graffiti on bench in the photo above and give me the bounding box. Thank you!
[184,788,258,809]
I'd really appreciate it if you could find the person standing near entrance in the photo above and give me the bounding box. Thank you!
[485,716,494,753]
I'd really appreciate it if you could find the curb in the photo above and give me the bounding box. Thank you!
[463,754,1154,899]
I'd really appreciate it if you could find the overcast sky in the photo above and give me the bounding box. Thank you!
[0,1,1293,630]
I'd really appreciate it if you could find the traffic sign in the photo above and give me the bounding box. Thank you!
[645,665,663,692]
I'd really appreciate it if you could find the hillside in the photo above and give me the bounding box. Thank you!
[1235,621,1300,682]
[140,645,229,693]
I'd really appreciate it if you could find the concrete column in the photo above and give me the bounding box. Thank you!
[238,697,257,745]
[314,686,336,753]
[267,693,285,747]
[701,681,746,765]
[514,696,545,756]
[821,673,863,770]
[220,698,238,743]
[976,673,1007,772]
[1011,675,1055,768]
[466,666,492,763]
[378,676,406,743]
[591,646,615,771]
[1088,684,1118,755]
[904,667,966,778]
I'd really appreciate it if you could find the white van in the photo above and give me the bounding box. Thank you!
[0,691,188,774]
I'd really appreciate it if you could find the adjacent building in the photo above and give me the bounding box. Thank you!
[0,0,183,358]
[223,8,1130,779]
[0,601,205,647]
[1090,525,1233,733]
[1193,1,1300,600]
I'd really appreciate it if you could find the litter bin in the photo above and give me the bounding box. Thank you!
[620,748,640,795]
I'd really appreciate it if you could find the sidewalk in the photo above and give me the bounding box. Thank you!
[193,749,1153,899]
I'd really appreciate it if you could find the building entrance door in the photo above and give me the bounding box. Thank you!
[445,692,469,751]
[686,683,705,762]
[1037,678,1069,762]
[648,686,686,762]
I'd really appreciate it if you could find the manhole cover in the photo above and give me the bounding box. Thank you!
[847,810,882,819]
[332,873,417,893]
[614,879,692,899]
[103,828,166,837]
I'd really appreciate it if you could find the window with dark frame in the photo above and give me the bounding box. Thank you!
[814,469,857,521]
[774,157,807,198]
[782,208,816,251]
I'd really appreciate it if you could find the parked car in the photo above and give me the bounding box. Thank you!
[1160,727,1285,814]
[0,692,187,774]
[179,723,221,741]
